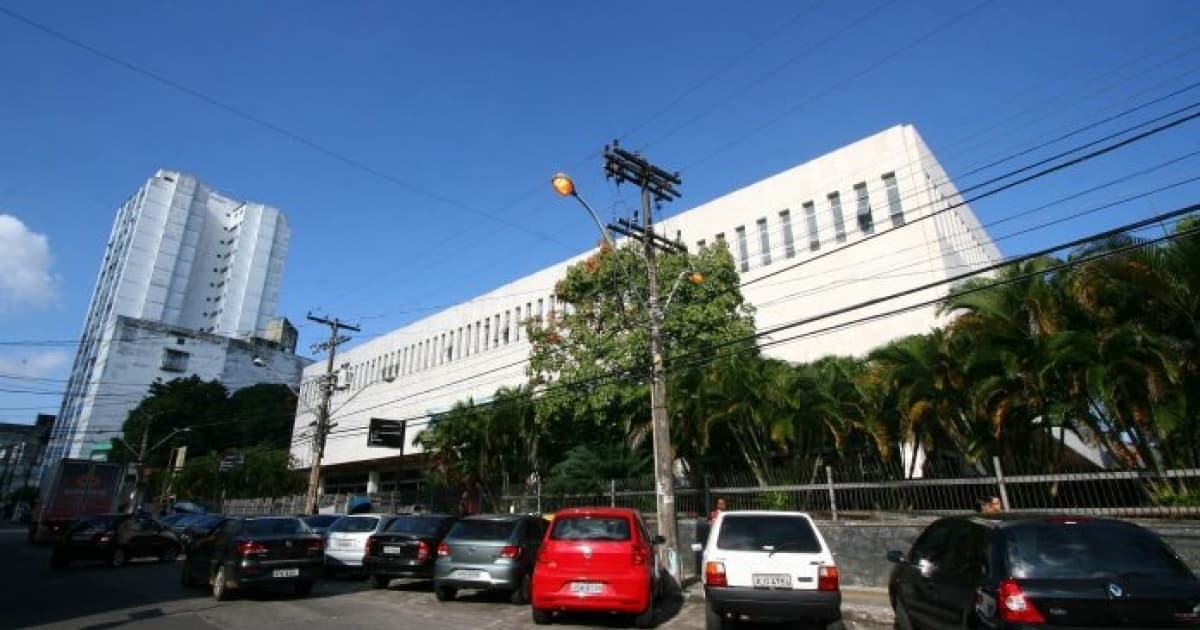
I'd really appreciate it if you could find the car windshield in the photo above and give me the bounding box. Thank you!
[330,516,380,533]
[1005,521,1192,580]
[716,515,822,553]
[387,516,453,536]
[242,518,310,536]
[448,519,516,541]
[550,516,631,542]
[305,515,339,528]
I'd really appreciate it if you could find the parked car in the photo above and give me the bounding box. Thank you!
[51,513,182,569]
[303,514,342,537]
[530,507,662,627]
[181,516,323,600]
[434,514,545,605]
[364,513,458,588]
[324,514,393,572]
[888,514,1200,630]
[180,514,225,549]
[696,510,841,630]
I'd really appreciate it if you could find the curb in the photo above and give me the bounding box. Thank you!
[680,585,895,626]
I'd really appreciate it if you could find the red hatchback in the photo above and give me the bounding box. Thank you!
[531,507,662,628]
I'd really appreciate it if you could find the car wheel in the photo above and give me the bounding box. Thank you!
[434,584,457,602]
[109,548,127,568]
[159,545,180,563]
[531,607,552,625]
[294,580,314,597]
[510,574,531,605]
[213,565,233,601]
[894,595,916,630]
[50,550,69,570]
[371,574,391,589]
[634,595,656,629]
[704,599,724,630]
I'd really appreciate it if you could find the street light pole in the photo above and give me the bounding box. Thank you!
[305,313,359,515]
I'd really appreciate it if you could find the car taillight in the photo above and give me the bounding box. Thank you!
[998,579,1046,624]
[818,565,839,591]
[417,541,430,562]
[366,536,377,554]
[437,542,449,558]
[499,545,520,559]
[307,539,324,553]
[705,561,727,587]
[237,540,268,556]
[96,532,112,544]
[632,545,647,565]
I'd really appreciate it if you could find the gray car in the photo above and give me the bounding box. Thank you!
[433,514,544,604]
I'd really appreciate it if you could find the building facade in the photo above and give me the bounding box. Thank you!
[49,170,295,462]
[289,125,1003,494]
[0,414,53,499]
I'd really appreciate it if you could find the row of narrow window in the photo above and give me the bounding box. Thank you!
[697,173,905,273]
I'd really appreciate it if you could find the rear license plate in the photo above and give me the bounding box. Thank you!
[272,568,300,578]
[383,546,403,555]
[569,582,604,594]
[752,574,793,589]
[334,539,356,548]
[453,569,487,580]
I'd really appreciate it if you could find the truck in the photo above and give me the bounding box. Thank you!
[29,459,126,544]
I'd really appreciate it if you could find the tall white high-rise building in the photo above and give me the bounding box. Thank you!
[48,170,296,462]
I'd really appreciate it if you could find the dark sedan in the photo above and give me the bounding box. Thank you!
[888,514,1200,629]
[179,514,225,548]
[51,514,181,569]
[181,516,323,600]
[364,513,458,588]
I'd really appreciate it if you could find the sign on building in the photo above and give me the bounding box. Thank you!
[367,418,406,449]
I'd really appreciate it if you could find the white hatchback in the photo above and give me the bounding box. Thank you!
[324,514,392,570]
[695,511,843,630]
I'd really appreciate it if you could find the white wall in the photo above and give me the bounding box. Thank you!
[291,125,1002,472]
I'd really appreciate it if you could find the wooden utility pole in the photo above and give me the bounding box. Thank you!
[305,313,358,515]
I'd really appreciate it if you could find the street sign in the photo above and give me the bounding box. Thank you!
[219,452,245,472]
[367,418,406,449]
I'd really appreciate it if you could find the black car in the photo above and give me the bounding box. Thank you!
[51,513,181,569]
[180,514,225,548]
[364,513,458,588]
[888,514,1200,629]
[181,516,324,600]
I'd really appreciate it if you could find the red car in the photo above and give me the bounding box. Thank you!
[531,507,663,628]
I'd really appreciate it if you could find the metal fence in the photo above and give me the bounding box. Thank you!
[220,458,1200,519]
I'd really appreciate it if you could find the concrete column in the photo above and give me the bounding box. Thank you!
[367,470,381,494]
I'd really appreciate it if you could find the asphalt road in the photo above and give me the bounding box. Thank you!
[0,528,891,630]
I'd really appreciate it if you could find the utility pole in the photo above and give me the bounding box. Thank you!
[305,312,358,515]
[603,140,683,581]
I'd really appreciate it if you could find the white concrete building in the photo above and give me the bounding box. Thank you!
[49,170,296,461]
[290,125,1002,494]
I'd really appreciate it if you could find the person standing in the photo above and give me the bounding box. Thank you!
[709,497,727,521]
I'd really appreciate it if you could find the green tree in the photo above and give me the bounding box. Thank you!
[229,383,300,448]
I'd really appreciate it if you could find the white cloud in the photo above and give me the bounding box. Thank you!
[0,350,71,377]
[0,214,59,311]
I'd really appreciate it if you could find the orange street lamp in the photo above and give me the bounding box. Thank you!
[551,172,615,250]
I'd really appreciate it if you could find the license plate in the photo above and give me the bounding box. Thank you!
[272,568,300,578]
[453,569,487,580]
[334,539,356,548]
[569,582,604,594]
[752,574,793,589]
[383,545,403,555]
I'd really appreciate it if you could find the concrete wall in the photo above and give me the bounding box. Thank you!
[811,518,1200,589]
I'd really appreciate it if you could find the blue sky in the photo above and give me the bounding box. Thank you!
[1,0,1198,421]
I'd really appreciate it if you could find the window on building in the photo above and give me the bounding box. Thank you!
[513,307,521,342]
[494,314,501,346]
[883,172,904,227]
[445,333,453,363]
[829,192,846,242]
[161,349,189,373]
[715,232,725,244]
[778,210,795,259]
[801,202,819,251]
[855,182,874,234]
[756,218,771,266]
[537,299,544,325]
[503,311,511,344]
[697,239,706,250]
[484,320,490,351]
[734,226,749,272]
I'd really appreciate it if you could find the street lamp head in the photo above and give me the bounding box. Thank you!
[687,272,705,285]
[551,172,576,197]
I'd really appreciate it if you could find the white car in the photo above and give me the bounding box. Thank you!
[324,514,392,571]
[694,510,843,630]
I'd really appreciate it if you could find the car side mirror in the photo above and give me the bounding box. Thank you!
[690,543,703,552]
[652,535,666,545]
[886,550,907,564]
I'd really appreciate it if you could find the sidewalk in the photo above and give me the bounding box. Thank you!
[680,583,893,626]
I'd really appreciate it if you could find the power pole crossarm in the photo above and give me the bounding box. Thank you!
[304,312,360,515]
